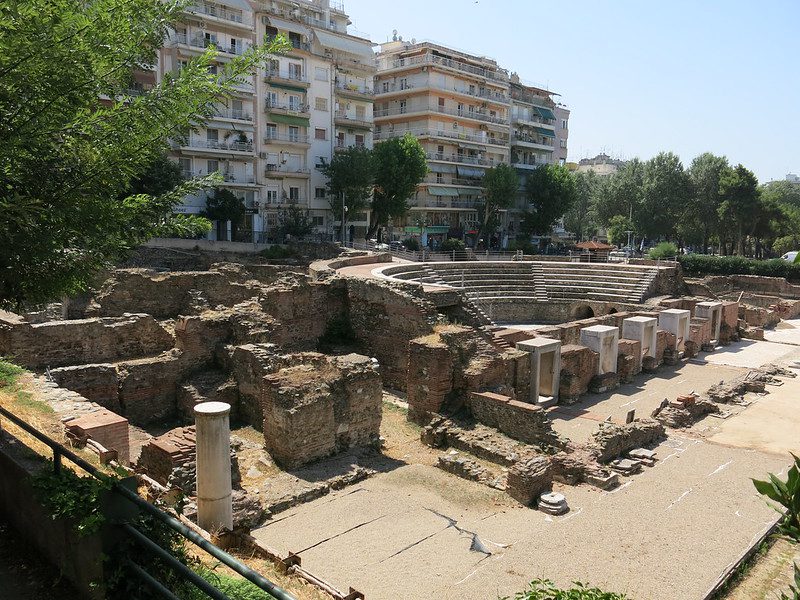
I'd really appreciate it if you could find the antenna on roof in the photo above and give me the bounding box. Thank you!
[392,29,398,42]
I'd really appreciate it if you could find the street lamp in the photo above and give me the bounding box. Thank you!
[340,192,348,245]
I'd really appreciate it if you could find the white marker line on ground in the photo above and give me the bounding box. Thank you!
[708,461,733,476]
[667,488,693,510]
[603,480,633,495]
[558,507,583,522]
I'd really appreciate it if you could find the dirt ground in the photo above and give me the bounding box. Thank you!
[249,337,800,600]
[722,538,800,600]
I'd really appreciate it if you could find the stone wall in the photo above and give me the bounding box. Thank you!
[616,339,642,383]
[506,457,553,506]
[346,278,437,390]
[407,335,454,423]
[0,313,173,369]
[117,352,184,425]
[559,345,598,403]
[588,420,666,463]
[468,392,563,450]
[260,353,382,469]
[719,301,740,344]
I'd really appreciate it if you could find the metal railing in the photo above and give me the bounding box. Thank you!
[334,81,373,96]
[340,241,523,262]
[0,405,295,600]
[172,34,249,56]
[265,100,310,114]
[374,128,508,146]
[426,152,497,166]
[264,70,308,83]
[264,132,310,144]
[334,112,372,127]
[379,53,509,83]
[374,104,508,125]
[185,3,253,26]
[212,108,253,121]
[181,139,254,152]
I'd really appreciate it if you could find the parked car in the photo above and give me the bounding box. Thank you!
[780,251,799,263]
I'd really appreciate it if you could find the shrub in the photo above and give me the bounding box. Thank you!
[403,238,420,251]
[503,578,629,599]
[678,254,800,280]
[508,239,537,255]
[439,238,465,252]
[0,359,24,387]
[648,242,678,260]
[257,245,297,260]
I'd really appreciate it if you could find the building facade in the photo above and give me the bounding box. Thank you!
[373,39,511,245]
[159,0,374,241]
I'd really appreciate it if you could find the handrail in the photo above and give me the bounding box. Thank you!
[0,405,296,600]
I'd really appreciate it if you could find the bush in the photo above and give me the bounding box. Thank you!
[0,359,24,387]
[503,578,629,599]
[257,245,297,260]
[648,241,678,260]
[678,254,800,280]
[439,238,465,252]
[403,238,420,251]
[773,235,799,258]
[508,239,537,255]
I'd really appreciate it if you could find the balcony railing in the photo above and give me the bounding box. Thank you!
[374,104,508,125]
[334,111,372,127]
[334,81,374,96]
[426,152,497,167]
[262,196,307,206]
[264,165,311,176]
[379,53,509,83]
[266,35,310,53]
[334,141,367,150]
[427,177,484,186]
[264,100,310,114]
[374,128,507,146]
[181,139,254,152]
[185,4,252,26]
[172,34,249,56]
[258,3,347,35]
[212,108,253,121]
[264,70,308,84]
[511,134,554,148]
[180,169,255,183]
[263,132,310,144]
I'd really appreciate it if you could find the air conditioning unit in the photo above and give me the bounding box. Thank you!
[259,152,268,159]
[266,164,278,171]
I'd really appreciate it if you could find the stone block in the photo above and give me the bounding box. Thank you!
[658,309,690,354]
[506,456,552,506]
[622,316,657,358]
[65,410,130,465]
[515,337,561,405]
[469,392,562,449]
[579,325,619,374]
[558,345,598,403]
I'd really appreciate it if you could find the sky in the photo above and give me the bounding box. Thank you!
[343,0,799,183]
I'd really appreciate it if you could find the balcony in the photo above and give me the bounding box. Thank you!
[211,108,253,122]
[334,141,367,151]
[258,2,348,35]
[334,81,374,100]
[426,152,497,167]
[179,139,254,154]
[511,134,554,151]
[334,111,372,129]
[379,53,509,83]
[266,35,311,54]
[264,70,310,88]
[184,3,253,28]
[264,165,311,178]
[172,34,249,57]
[264,100,310,115]
[262,196,307,207]
[374,128,507,147]
[374,104,508,126]
[263,132,310,146]
[180,169,256,184]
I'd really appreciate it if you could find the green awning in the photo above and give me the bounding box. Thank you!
[534,106,557,120]
[404,226,422,234]
[456,166,484,178]
[534,126,556,138]
[426,226,450,233]
[428,163,457,174]
[267,82,308,93]
[267,113,310,127]
[428,186,459,197]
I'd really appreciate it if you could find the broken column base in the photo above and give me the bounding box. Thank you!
[684,341,699,359]
[537,491,568,515]
[609,457,643,475]
[589,372,619,393]
[701,342,716,352]
[585,471,620,489]
[642,356,659,373]
[741,326,764,340]
[662,349,680,365]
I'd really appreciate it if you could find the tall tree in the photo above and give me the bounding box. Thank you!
[320,145,374,239]
[203,189,245,240]
[564,170,598,242]
[684,152,728,253]
[368,134,427,239]
[473,163,518,248]
[593,159,645,228]
[0,0,287,307]
[718,165,760,255]
[520,164,577,236]
[639,152,691,241]
[126,154,186,198]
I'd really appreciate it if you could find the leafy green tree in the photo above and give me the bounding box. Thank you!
[152,215,212,240]
[0,0,288,308]
[639,152,691,241]
[127,154,186,198]
[685,152,729,252]
[521,164,577,236]
[277,205,315,239]
[368,134,428,239]
[564,170,599,242]
[606,214,634,246]
[320,145,374,239]
[718,165,761,255]
[203,189,245,240]
[762,180,800,209]
[593,159,644,227]
[474,163,519,248]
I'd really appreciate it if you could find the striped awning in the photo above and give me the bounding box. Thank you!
[268,16,311,36]
[428,163,457,174]
[534,126,556,138]
[427,186,459,197]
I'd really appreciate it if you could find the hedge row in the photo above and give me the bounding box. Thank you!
[679,254,800,280]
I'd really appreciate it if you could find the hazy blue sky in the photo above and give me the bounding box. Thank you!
[344,0,799,183]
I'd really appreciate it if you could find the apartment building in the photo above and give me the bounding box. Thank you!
[373,39,511,244]
[158,0,374,241]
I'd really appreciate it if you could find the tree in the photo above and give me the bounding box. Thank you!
[606,214,634,246]
[639,152,691,241]
[718,165,760,255]
[368,134,427,239]
[320,146,374,240]
[593,159,644,227]
[151,215,212,239]
[277,205,314,239]
[564,170,599,242]
[685,153,729,253]
[203,189,245,241]
[521,164,577,236]
[126,154,186,198]
[474,163,519,248]
[0,0,288,308]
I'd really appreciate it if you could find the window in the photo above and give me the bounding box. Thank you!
[312,216,324,227]
[336,132,345,148]
[436,172,443,183]
[289,187,300,201]
[469,85,475,94]
[355,105,366,120]
[315,187,326,199]
[207,64,218,75]
[265,123,277,139]
[178,158,191,175]
[207,159,219,173]
[355,134,364,147]
[562,119,568,129]
[438,97,445,111]
[266,91,277,107]
[315,97,328,111]
[265,26,278,39]
[398,100,406,114]
[315,67,328,81]
[206,129,219,142]
[382,81,389,93]
[288,95,301,111]
[267,58,279,74]
[399,78,408,90]
[230,38,238,52]
[457,102,463,115]
[288,63,302,80]
[288,126,300,142]
[560,139,567,148]
[315,128,327,140]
